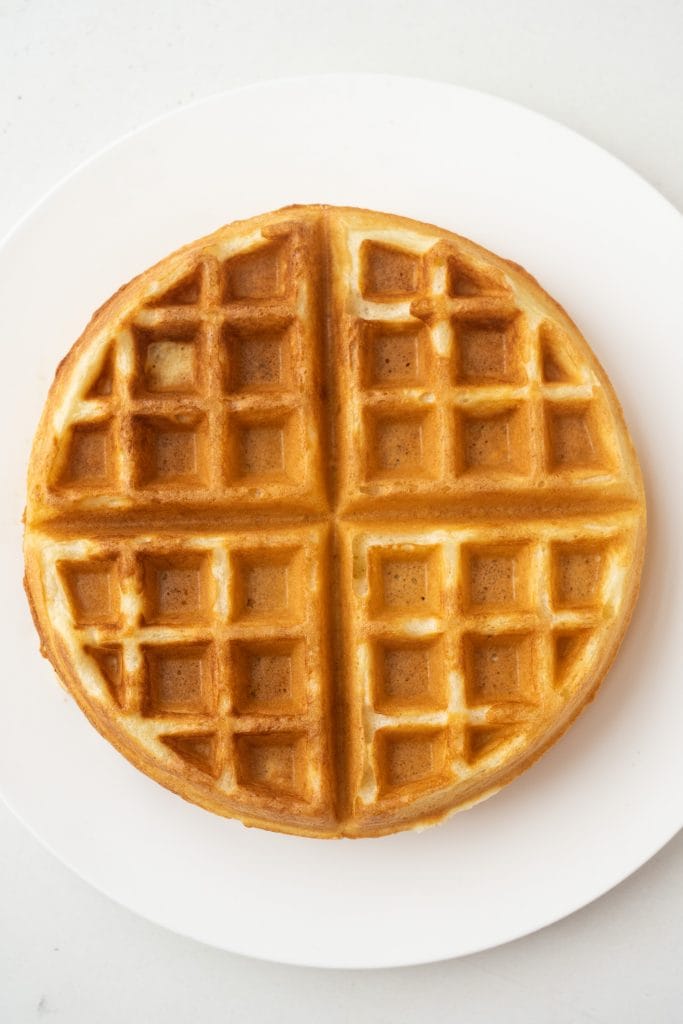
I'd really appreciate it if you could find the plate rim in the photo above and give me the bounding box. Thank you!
[2,72,681,254]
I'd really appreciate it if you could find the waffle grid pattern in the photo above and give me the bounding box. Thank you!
[344,520,629,808]
[51,224,325,512]
[26,207,644,835]
[338,232,621,510]
[47,527,328,811]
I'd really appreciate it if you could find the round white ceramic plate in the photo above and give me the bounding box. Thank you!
[0,75,681,969]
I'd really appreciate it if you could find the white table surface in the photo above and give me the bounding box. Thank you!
[1,2,681,1020]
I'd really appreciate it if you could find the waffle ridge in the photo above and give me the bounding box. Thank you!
[24,205,646,837]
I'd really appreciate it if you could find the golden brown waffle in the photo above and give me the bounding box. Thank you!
[24,205,646,838]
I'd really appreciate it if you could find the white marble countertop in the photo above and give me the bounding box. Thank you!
[1,1,681,1020]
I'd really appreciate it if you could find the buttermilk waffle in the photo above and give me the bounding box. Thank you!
[23,205,646,838]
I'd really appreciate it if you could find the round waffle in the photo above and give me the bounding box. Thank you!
[23,205,646,838]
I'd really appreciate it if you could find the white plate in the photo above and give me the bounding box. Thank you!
[1,75,681,969]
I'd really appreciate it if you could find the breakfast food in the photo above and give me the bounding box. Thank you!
[23,205,646,838]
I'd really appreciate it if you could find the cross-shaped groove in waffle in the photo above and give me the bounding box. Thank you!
[33,212,644,827]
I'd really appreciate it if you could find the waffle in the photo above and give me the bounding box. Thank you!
[23,205,646,838]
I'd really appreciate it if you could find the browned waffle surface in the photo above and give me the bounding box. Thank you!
[24,206,646,837]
